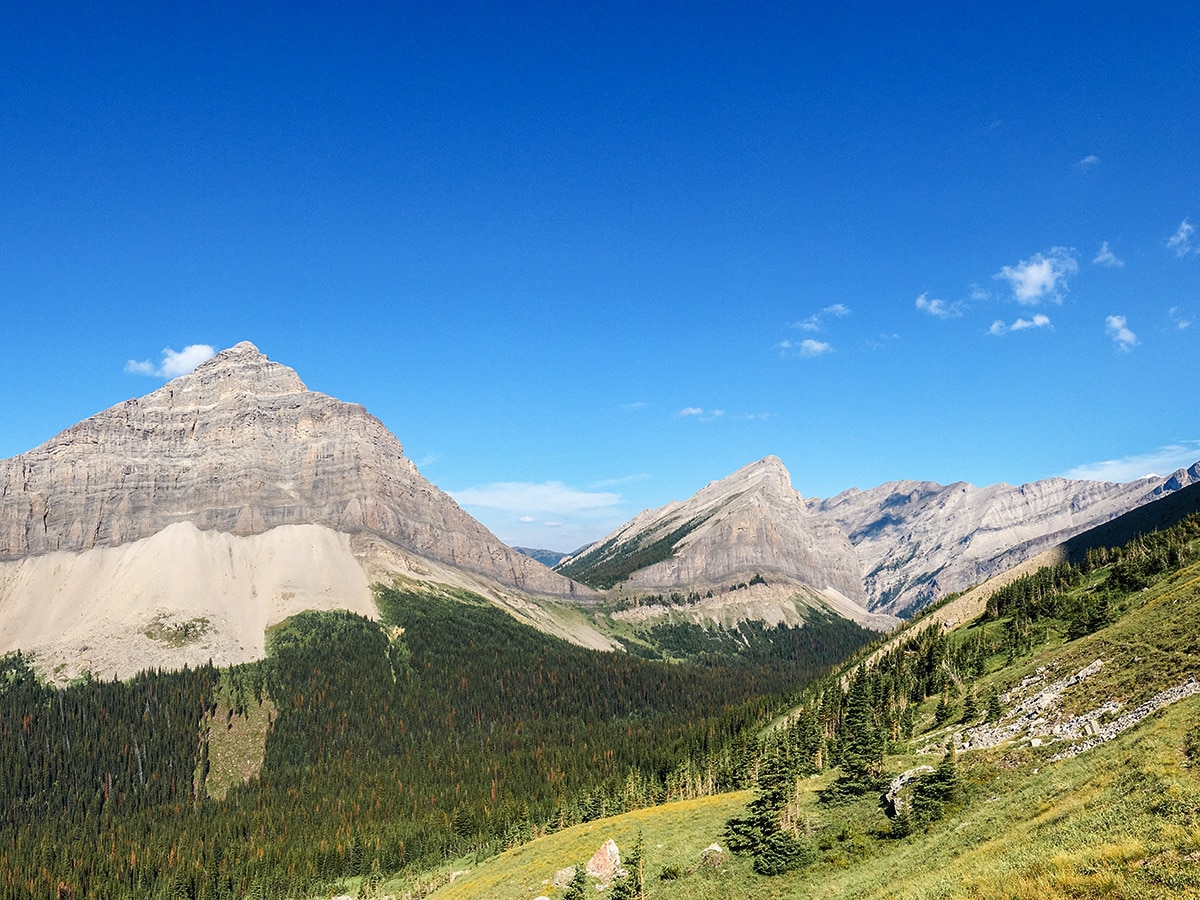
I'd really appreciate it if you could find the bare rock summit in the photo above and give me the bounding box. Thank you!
[0,342,583,597]
[557,457,893,630]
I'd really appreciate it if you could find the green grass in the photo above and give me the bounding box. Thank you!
[430,792,753,900]
[141,613,211,646]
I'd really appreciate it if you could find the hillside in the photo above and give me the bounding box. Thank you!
[427,504,1200,900]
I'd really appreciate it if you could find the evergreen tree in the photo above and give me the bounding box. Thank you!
[910,744,961,827]
[563,863,588,900]
[986,691,1003,723]
[820,665,885,801]
[610,830,645,899]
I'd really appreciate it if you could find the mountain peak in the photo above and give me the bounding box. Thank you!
[161,341,308,402]
[707,454,797,501]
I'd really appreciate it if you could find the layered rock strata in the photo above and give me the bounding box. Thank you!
[0,342,586,599]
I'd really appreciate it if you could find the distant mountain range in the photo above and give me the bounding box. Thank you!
[1,341,1195,677]
[558,456,1200,618]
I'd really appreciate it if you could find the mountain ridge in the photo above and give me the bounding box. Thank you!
[560,454,1200,621]
[0,342,606,678]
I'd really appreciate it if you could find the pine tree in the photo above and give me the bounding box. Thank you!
[986,691,1003,723]
[910,743,961,827]
[563,863,588,900]
[610,829,645,899]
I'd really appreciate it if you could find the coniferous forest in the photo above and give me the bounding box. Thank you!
[0,582,872,899]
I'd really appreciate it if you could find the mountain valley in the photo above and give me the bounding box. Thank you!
[1,342,1199,900]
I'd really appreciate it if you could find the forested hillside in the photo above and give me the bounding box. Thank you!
[441,511,1200,900]
[0,581,871,899]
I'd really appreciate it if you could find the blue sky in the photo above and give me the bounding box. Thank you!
[2,2,1197,552]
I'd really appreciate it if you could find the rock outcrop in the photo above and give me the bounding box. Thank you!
[0,342,586,600]
[810,466,1200,616]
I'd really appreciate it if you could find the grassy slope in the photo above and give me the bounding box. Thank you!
[425,561,1200,900]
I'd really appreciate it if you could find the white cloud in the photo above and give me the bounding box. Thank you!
[995,248,1078,305]
[125,344,216,378]
[1167,219,1194,257]
[969,284,990,301]
[792,303,851,331]
[988,315,1051,336]
[450,481,621,516]
[1169,307,1192,330]
[798,338,831,357]
[676,406,725,422]
[1105,314,1139,351]
[1011,314,1051,331]
[1092,242,1123,268]
[915,292,964,319]
[1063,441,1200,482]
[519,515,534,523]
[1078,154,1099,168]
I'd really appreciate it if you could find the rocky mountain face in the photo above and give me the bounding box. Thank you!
[556,457,895,630]
[0,342,584,598]
[0,343,600,677]
[558,454,1200,624]
[811,465,1200,617]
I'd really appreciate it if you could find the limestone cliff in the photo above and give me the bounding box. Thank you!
[556,457,892,628]
[811,465,1200,616]
[0,342,587,600]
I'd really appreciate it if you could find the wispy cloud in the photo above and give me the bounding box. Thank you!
[1063,441,1200,482]
[1092,242,1123,268]
[988,314,1051,336]
[1078,154,1099,169]
[778,338,832,357]
[1167,219,1195,257]
[865,332,901,350]
[915,292,964,319]
[1105,314,1139,351]
[791,303,851,331]
[995,248,1078,305]
[676,406,725,421]
[125,344,215,377]
[1169,307,1192,330]
[618,401,649,411]
[450,481,621,516]
[588,473,651,489]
